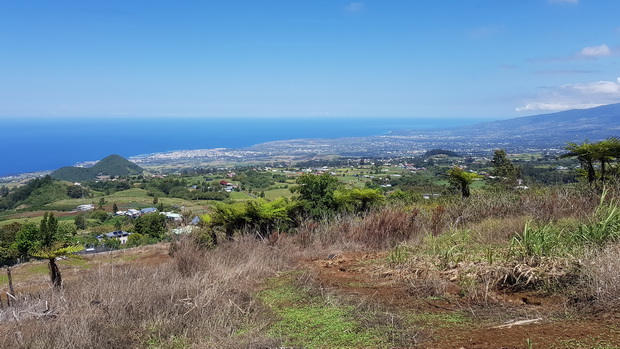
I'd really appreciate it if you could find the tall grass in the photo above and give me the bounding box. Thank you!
[510,192,620,261]
[293,186,604,252]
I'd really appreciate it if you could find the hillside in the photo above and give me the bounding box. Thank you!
[51,154,144,182]
[391,102,620,144]
[248,103,620,155]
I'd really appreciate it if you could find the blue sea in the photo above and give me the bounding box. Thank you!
[0,117,487,176]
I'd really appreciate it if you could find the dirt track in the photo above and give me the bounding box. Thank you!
[301,252,620,349]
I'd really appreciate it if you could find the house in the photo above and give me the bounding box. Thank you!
[77,204,95,211]
[140,207,157,215]
[96,230,132,244]
[172,226,196,235]
[189,216,201,225]
[161,212,182,222]
[127,209,141,218]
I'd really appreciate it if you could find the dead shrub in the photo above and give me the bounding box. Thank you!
[293,205,424,250]
[580,243,620,307]
[169,235,207,277]
[407,276,449,298]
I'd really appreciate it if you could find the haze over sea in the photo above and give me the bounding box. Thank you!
[1,117,488,177]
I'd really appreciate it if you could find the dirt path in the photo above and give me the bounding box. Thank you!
[300,252,620,349]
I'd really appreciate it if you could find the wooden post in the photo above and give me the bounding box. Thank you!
[7,267,15,296]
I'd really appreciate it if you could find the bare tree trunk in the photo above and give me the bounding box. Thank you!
[49,258,62,288]
[7,267,14,296]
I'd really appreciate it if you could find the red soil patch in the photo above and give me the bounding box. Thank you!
[300,252,620,348]
[5,210,80,220]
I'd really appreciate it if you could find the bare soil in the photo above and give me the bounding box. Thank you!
[300,252,620,349]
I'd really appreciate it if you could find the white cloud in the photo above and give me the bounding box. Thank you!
[516,78,620,112]
[580,44,611,57]
[516,102,602,112]
[345,2,365,14]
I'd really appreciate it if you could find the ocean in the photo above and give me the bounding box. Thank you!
[0,117,487,176]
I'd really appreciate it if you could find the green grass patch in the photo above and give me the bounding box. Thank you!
[109,188,151,198]
[230,192,252,200]
[263,188,292,200]
[259,271,389,348]
[24,263,50,276]
[58,258,92,269]
[408,312,470,329]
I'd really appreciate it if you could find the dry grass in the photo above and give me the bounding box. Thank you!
[580,243,620,308]
[294,205,425,250]
[0,238,290,349]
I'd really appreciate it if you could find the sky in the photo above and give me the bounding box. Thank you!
[1,0,619,120]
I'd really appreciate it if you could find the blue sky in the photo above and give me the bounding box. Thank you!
[1,0,619,119]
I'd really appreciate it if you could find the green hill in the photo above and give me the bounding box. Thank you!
[51,154,144,182]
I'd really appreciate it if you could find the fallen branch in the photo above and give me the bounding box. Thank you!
[491,318,542,329]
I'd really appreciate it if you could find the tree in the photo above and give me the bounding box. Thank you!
[98,197,106,210]
[0,222,21,266]
[334,188,384,213]
[560,138,620,185]
[102,237,121,250]
[559,141,596,184]
[447,166,479,198]
[243,198,294,237]
[90,210,109,223]
[590,138,620,185]
[126,233,146,248]
[67,184,89,198]
[291,173,340,218]
[32,245,83,288]
[29,213,82,288]
[211,202,248,240]
[153,197,158,205]
[14,222,39,261]
[74,213,87,230]
[39,211,59,248]
[490,149,520,187]
[112,203,119,213]
[134,213,167,240]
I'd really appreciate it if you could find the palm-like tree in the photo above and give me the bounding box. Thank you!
[33,212,83,288]
[31,244,84,288]
[592,137,620,184]
[447,166,480,198]
[560,138,620,185]
[559,141,596,184]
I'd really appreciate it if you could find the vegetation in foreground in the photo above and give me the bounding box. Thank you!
[2,139,620,348]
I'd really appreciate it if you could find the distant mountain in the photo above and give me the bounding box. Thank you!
[249,103,620,155]
[51,154,144,182]
[391,102,620,143]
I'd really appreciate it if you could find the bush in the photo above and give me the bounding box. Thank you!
[89,210,109,223]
